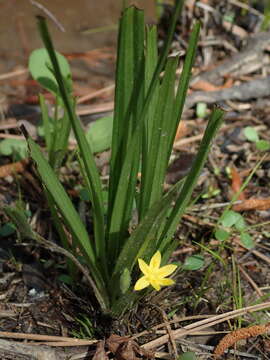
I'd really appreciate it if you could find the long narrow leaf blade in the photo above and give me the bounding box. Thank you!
[139,57,178,219]
[113,179,184,277]
[168,22,200,154]
[159,107,224,250]
[24,135,109,307]
[107,7,145,262]
[36,16,106,270]
[107,2,186,264]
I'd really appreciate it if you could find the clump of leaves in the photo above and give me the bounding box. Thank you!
[5,2,224,316]
[215,210,255,249]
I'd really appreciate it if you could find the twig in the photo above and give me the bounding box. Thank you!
[0,68,28,81]
[0,134,25,139]
[173,134,203,149]
[251,249,270,266]
[160,309,178,358]
[76,101,114,116]
[77,84,115,104]
[29,0,65,32]
[238,264,263,297]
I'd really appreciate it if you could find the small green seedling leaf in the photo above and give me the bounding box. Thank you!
[221,210,242,228]
[244,126,259,142]
[215,228,230,242]
[240,232,255,249]
[0,139,28,159]
[202,186,220,199]
[178,351,197,360]
[255,140,270,151]
[86,116,113,153]
[29,48,72,96]
[0,223,16,237]
[183,255,204,270]
[120,268,131,294]
[234,215,246,231]
[196,102,207,118]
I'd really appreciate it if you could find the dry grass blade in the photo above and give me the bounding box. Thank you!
[142,302,270,350]
[0,330,97,345]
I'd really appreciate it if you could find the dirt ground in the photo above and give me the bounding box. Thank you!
[0,0,270,359]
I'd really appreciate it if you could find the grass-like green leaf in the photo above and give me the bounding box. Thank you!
[107,2,186,266]
[139,57,178,219]
[113,179,184,279]
[39,94,52,152]
[159,107,224,252]
[36,16,106,273]
[168,22,201,153]
[107,7,145,263]
[26,136,109,307]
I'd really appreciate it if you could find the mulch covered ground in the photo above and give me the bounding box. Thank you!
[0,0,270,358]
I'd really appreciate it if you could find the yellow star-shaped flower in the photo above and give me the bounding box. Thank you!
[134,251,177,291]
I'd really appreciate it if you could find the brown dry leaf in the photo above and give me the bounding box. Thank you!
[0,159,28,178]
[191,79,219,91]
[93,340,109,360]
[107,334,130,354]
[191,78,233,92]
[214,323,270,358]
[116,340,140,360]
[174,120,190,142]
[107,334,154,360]
[230,166,245,201]
[64,47,115,63]
[233,198,270,211]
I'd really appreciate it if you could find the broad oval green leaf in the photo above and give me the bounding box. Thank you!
[29,48,72,95]
[0,138,28,159]
[178,352,197,360]
[240,232,255,249]
[244,126,259,142]
[256,140,270,151]
[221,210,242,228]
[86,116,113,153]
[215,228,230,242]
[234,215,246,231]
[183,255,204,271]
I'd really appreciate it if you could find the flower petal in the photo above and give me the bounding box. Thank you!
[159,278,175,286]
[149,251,161,269]
[157,264,177,277]
[150,279,161,291]
[134,276,149,291]
[138,259,150,276]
